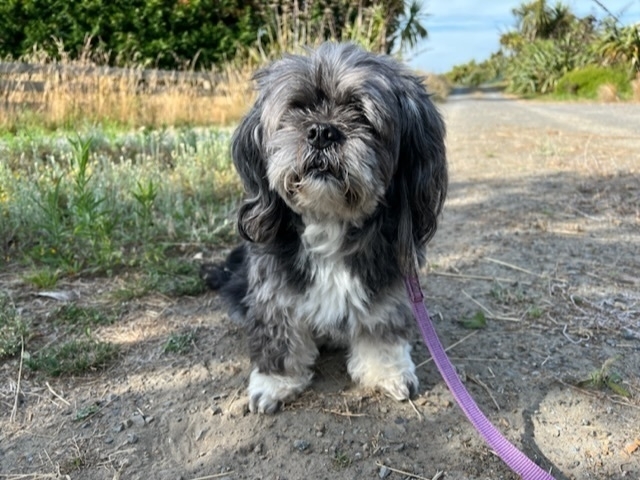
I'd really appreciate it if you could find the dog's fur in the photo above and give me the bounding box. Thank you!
[201,43,447,414]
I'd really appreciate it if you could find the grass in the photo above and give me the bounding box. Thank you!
[0,125,238,378]
[25,339,118,377]
[577,357,631,398]
[554,65,633,100]
[0,294,28,359]
[1,125,241,279]
[1,44,254,132]
[163,329,198,354]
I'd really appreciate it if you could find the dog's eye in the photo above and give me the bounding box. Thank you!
[290,100,307,111]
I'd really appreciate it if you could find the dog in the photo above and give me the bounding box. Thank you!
[201,43,447,414]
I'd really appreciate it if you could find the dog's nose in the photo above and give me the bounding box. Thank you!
[307,123,340,149]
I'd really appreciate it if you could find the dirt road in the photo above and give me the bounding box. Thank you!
[2,93,639,479]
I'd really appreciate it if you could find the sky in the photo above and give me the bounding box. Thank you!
[408,0,640,73]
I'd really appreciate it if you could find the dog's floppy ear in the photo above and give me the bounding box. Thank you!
[393,74,448,272]
[231,103,289,244]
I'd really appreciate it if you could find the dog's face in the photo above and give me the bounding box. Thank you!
[258,46,402,223]
[232,43,447,270]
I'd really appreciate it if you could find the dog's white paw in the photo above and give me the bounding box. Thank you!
[348,339,419,401]
[377,369,419,401]
[247,369,312,414]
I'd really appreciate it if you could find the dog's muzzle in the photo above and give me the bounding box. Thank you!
[307,123,341,150]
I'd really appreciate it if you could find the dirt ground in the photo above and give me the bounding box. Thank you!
[2,92,639,480]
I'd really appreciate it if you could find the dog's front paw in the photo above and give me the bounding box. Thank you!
[378,370,419,401]
[248,369,312,414]
[348,340,419,401]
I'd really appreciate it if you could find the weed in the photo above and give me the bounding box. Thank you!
[53,303,118,330]
[1,126,241,285]
[490,284,527,305]
[460,311,487,330]
[163,330,197,354]
[23,268,60,288]
[0,295,28,359]
[526,306,544,319]
[75,404,100,421]
[26,339,118,376]
[333,450,352,469]
[577,357,631,398]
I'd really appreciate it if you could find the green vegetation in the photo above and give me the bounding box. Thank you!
[1,126,240,278]
[460,311,487,330]
[578,357,631,398]
[555,65,631,98]
[0,0,428,69]
[0,295,28,359]
[163,329,198,354]
[25,339,118,377]
[447,0,639,100]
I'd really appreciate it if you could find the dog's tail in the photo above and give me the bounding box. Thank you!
[200,244,246,289]
[200,244,249,321]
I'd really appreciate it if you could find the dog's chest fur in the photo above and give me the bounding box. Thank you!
[298,222,368,332]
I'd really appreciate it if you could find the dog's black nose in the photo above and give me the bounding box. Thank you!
[307,123,340,149]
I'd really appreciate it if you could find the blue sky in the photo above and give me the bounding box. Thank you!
[409,0,640,73]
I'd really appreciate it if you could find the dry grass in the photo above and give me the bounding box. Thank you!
[1,46,256,130]
[420,72,452,102]
[1,53,449,132]
[597,82,619,102]
[632,72,640,102]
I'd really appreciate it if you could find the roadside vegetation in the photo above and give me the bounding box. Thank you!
[446,0,640,101]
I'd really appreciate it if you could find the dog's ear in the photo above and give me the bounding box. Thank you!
[231,103,289,244]
[393,74,448,272]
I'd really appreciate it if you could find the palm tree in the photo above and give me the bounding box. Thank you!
[394,0,429,53]
[512,0,575,41]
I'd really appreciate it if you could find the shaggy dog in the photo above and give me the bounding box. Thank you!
[202,43,447,414]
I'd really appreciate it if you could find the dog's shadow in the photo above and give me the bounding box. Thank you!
[312,347,351,392]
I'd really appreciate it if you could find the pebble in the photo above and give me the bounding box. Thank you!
[228,400,249,418]
[293,440,310,452]
[127,433,139,444]
[131,414,146,427]
[378,465,391,478]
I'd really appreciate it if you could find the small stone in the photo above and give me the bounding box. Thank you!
[103,436,114,444]
[228,400,249,418]
[113,423,126,433]
[131,414,146,427]
[145,415,155,424]
[253,443,264,455]
[379,465,391,478]
[293,440,310,452]
[127,433,139,444]
[354,452,363,461]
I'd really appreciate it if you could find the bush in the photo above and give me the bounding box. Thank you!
[556,66,632,99]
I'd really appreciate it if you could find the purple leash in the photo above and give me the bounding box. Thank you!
[405,274,555,480]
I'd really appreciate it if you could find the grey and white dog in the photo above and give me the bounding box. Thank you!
[202,43,447,414]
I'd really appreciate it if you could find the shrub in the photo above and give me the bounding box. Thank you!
[556,65,631,99]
